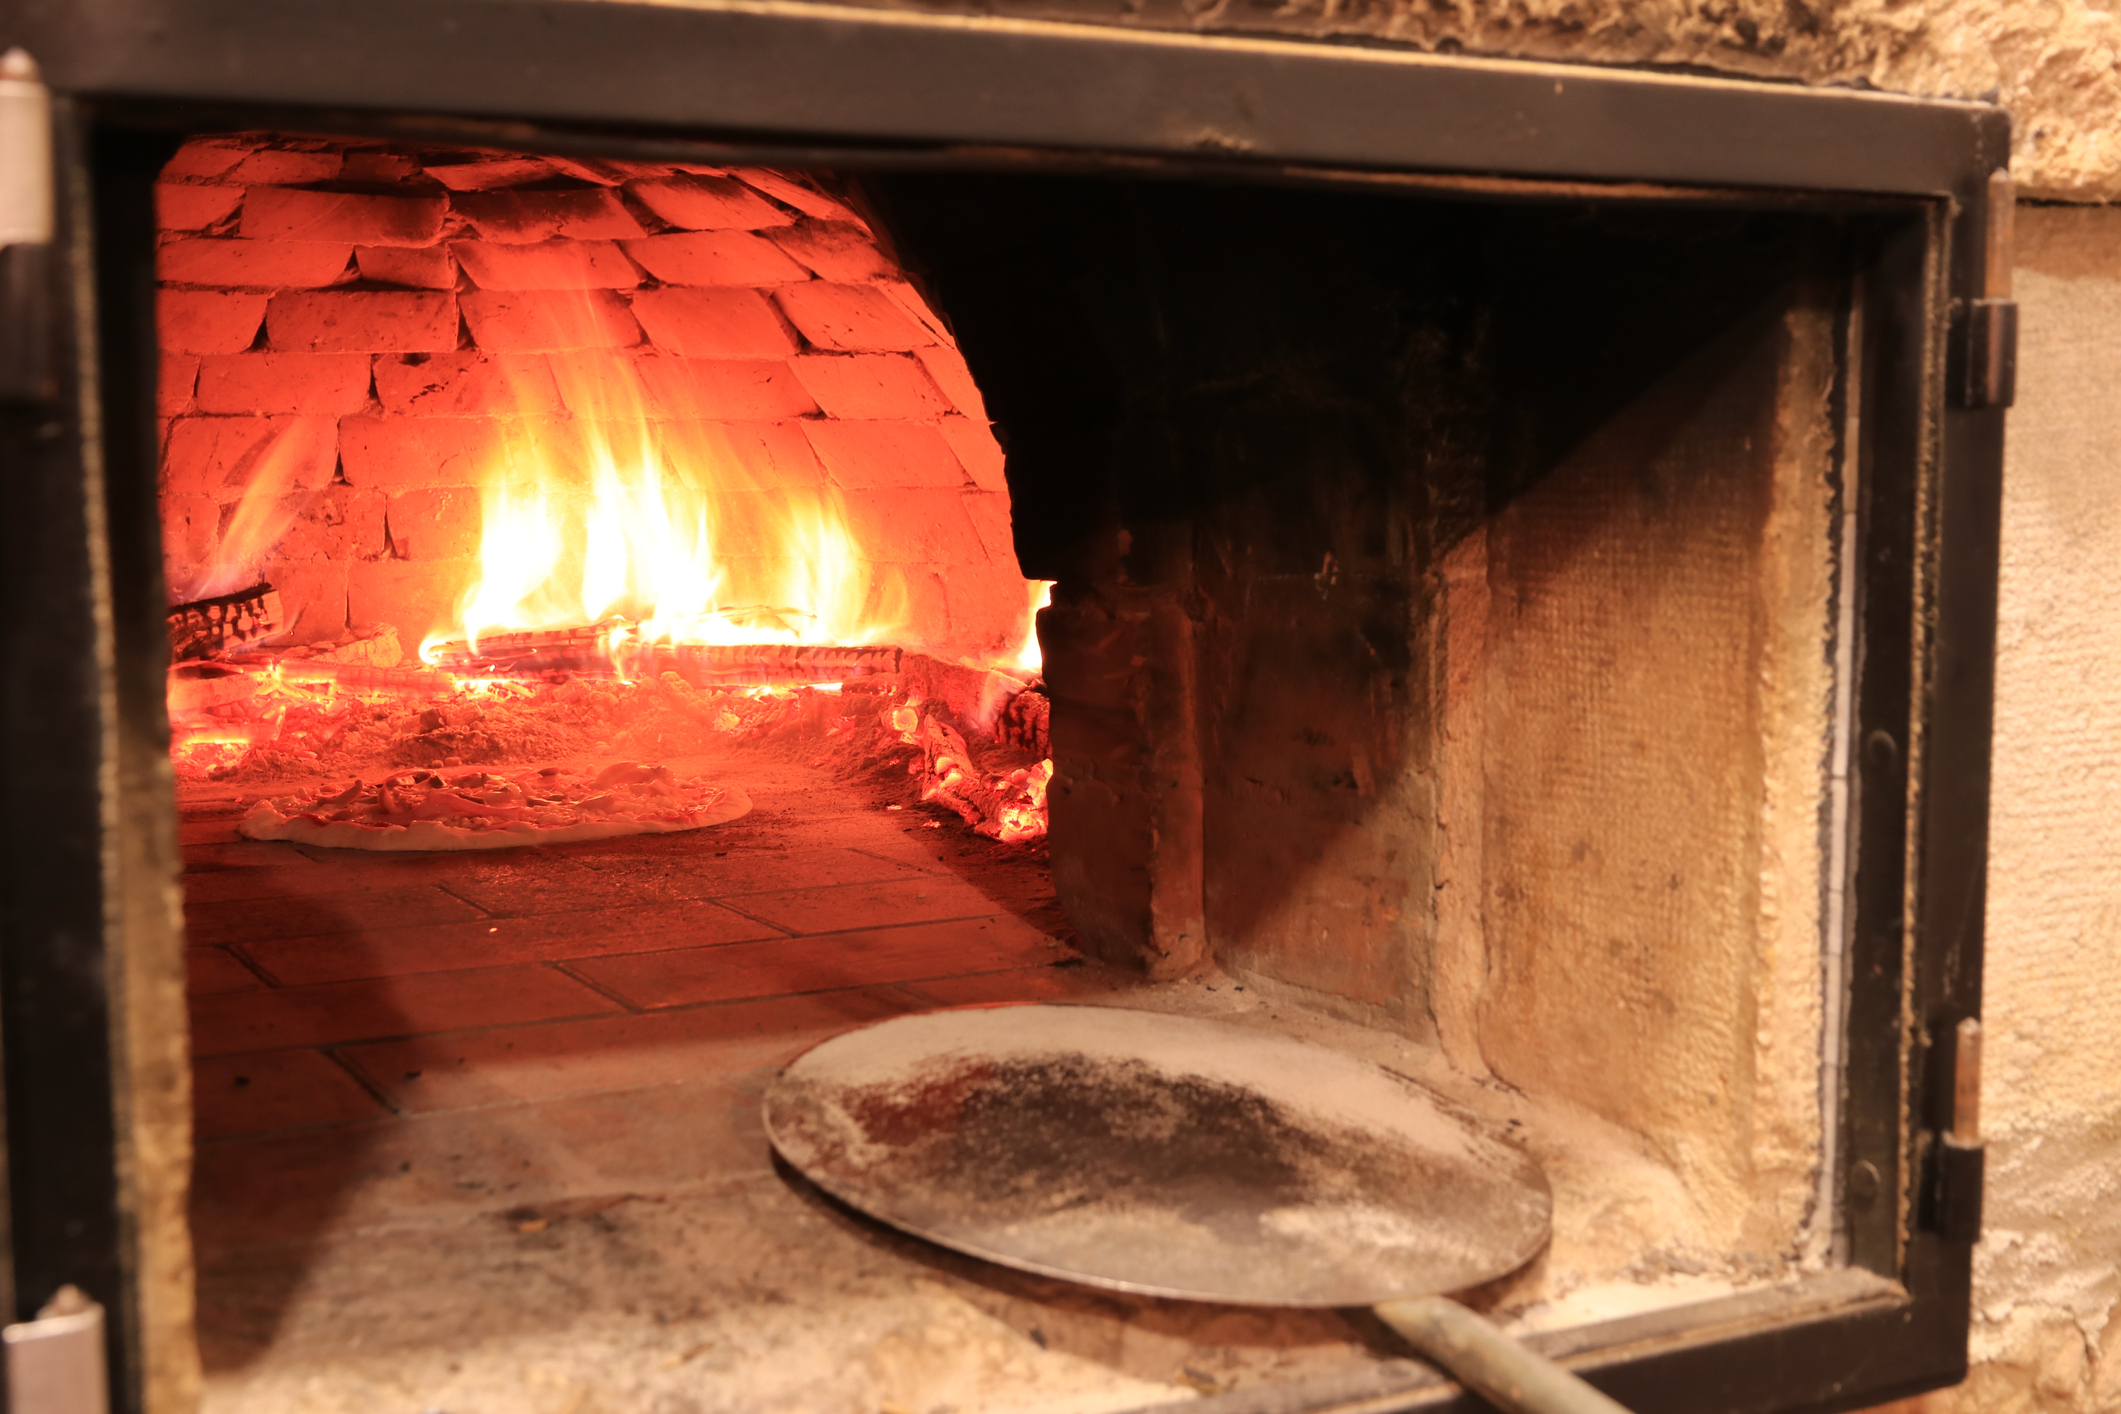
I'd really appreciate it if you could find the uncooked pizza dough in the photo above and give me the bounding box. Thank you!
[239,761,751,851]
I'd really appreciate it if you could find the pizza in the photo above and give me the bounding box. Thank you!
[239,760,751,851]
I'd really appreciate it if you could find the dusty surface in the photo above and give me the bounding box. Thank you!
[1869,207,2121,1414]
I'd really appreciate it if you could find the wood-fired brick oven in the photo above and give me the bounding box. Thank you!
[0,6,2007,1414]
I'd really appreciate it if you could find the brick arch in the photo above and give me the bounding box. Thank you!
[154,133,1027,660]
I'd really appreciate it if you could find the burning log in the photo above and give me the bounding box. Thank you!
[167,583,283,662]
[425,623,901,686]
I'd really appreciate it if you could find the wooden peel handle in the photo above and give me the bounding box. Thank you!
[1374,1296,1634,1414]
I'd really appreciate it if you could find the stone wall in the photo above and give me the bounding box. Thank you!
[154,134,1025,660]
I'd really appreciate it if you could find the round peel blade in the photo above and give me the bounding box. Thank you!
[763,1004,1551,1307]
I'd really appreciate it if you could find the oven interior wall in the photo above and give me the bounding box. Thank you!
[880,175,1843,1264]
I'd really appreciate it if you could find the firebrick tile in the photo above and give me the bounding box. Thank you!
[768,221,894,282]
[451,188,647,244]
[157,353,198,415]
[629,287,799,360]
[570,915,1071,1010]
[189,965,625,1058]
[372,351,563,417]
[936,415,1008,494]
[450,844,934,912]
[914,345,991,422]
[160,142,251,182]
[619,230,809,286]
[733,170,865,225]
[337,986,917,1113]
[266,290,460,354]
[625,175,793,232]
[158,290,267,354]
[344,558,479,647]
[383,487,483,561]
[154,183,244,232]
[240,898,787,987]
[192,1048,386,1140]
[160,415,338,501]
[157,237,354,289]
[453,238,641,291]
[628,355,819,420]
[774,282,934,353]
[242,187,446,246]
[655,419,826,488]
[459,288,642,352]
[804,420,970,491]
[185,884,491,950]
[722,874,1011,934]
[224,149,346,187]
[354,244,459,290]
[337,414,514,491]
[193,352,374,415]
[421,156,562,192]
[789,353,951,421]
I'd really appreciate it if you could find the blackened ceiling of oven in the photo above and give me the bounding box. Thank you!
[866,173,1816,587]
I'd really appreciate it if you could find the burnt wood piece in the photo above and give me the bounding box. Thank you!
[426,626,904,686]
[995,685,1050,760]
[166,583,282,662]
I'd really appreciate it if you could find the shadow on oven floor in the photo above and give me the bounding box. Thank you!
[182,755,1391,1413]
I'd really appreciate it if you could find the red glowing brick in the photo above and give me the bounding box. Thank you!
[421,157,561,192]
[451,188,647,244]
[629,287,798,359]
[161,141,251,182]
[337,152,424,184]
[158,238,354,289]
[453,238,640,291]
[384,487,485,561]
[789,353,951,420]
[626,175,793,231]
[459,289,642,351]
[224,149,346,186]
[338,415,513,492]
[732,170,866,226]
[242,188,447,246]
[619,231,808,286]
[248,558,350,642]
[158,353,199,415]
[155,183,244,232]
[836,486,994,567]
[159,291,267,354]
[630,356,818,420]
[355,245,458,290]
[937,415,1008,494]
[346,559,476,646]
[160,490,219,591]
[914,344,990,420]
[272,486,388,563]
[266,291,460,354]
[804,420,969,490]
[657,420,827,489]
[540,350,656,419]
[373,352,562,417]
[194,352,373,415]
[160,415,339,502]
[768,221,893,282]
[774,282,933,353]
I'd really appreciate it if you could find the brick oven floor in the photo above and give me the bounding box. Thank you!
[183,755,1389,1413]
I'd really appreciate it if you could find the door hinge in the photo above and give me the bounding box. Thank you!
[0,46,54,404]
[1925,1017,1985,1243]
[1953,167,2016,410]
[3,1287,110,1414]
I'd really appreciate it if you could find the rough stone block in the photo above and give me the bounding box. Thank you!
[158,238,354,288]
[453,239,640,290]
[346,558,479,646]
[769,221,893,282]
[619,231,808,286]
[774,283,933,353]
[835,487,992,567]
[373,352,562,416]
[804,420,969,490]
[159,291,267,355]
[451,189,646,244]
[422,157,560,192]
[460,289,642,351]
[356,245,458,290]
[385,488,485,561]
[158,353,199,415]
[250,558,350,643]
[242,188,446,246]
[626,176,793,231]
[225,149,345,186]
[632,356,818,420]
[159,491,221,592]
[914,344,990,421]
[732,171,865,226]
[658,420,826,489]
[630,288,798,359]
[338,415,516,492]
[267,291,460,353]
[155,184,244,232]
[160,415,339,502]
[194,352,374,415]
[160,142,250,182]
[937,415,1009,494]
[789,353,950,420]
[273,486,387,563]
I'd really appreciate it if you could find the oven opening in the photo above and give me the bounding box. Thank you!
[164,131,1858,1408]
